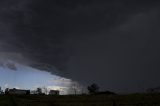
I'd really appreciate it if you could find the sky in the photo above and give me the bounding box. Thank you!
[0,59,75,95]
[0,0,160,93]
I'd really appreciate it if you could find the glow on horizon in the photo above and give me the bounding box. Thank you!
[0,62,73,95]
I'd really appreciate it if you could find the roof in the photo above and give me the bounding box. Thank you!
[9,88,30,92]
[50,90,59,92]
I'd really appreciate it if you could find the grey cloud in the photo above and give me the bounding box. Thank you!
[0,0,160,92]
[66,7,160,92]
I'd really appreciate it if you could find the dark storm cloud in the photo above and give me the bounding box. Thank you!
[66,6,160,92]
[0,0,160,92]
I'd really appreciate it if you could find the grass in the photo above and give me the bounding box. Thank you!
[0,93,160,106]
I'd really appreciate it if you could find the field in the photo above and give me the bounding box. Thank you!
[0,94,160,106]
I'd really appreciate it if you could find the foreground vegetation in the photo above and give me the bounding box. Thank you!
[0,93,160,106]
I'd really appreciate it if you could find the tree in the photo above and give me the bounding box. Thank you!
[87,83,99,94]
[72,83,77,95]
[31,90,36,94]
[42,86,48,95]
[5,88,9,95]
[0,87,4,94]
[36,88,42,94]
[26,90,30,95]
[71,81,81,95]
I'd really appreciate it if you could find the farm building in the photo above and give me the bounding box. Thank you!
[7,88,30,95]
[49,90,59,95]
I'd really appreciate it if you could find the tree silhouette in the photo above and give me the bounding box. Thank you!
[26,90,30,95]
[42,86,48,95]
[0,87,3,94]
[5,88,9,95]
[36,88,42,94]
[87,83,99,94]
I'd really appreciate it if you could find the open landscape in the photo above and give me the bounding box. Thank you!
[0,0,160,106]
[0,94,160,106]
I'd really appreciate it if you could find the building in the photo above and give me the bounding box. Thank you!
[7,88,30,95]
[49,90,59,95]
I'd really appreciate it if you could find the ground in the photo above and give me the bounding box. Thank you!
[0,94,160,106]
